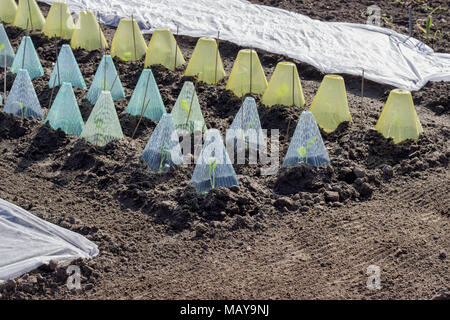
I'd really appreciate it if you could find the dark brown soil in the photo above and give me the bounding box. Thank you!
[0,1,449,300]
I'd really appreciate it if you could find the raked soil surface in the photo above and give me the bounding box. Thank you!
[0,1,449,300]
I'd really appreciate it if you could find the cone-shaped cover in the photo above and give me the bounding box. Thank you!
[42,2,75,39]
[125,69,166,121]
[3,69,42,118]
[13,0,45,30]
[10,36,44,80]
[283,111,330,167]
[86,55,125,104]
[141,114,184,173]
[226,49,268,97]
[71,10,108,51]
[0,0,17,24]
[171,81,206,135]
[226,97,265,151]
[0,23,15,67]
[184,37,226,84]
[191,129,239,193]
[261,61,305,108]
[309,74,352,133]
[49,44,86,89]
[111,19,147,62]
[45,82,84,136]
[144,29,185,70]
[376,88,423,144]
[80,91,124,146]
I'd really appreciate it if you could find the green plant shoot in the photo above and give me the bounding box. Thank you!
[159,143,171,172]
[208,157,217,190]
[297,135,318,164]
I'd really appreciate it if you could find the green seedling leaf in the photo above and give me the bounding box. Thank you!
[181,99,191,115]
[297,146,306,158]
[208,157,217,190]
[0,43,4,52]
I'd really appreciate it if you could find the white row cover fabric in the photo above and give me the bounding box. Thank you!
[0,198,99,281]
[39,0,450,91]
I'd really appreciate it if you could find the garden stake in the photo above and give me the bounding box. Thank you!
[408,6,413,37]
[27,0,34,30]
[132,14,137,61]
[361,68,365,124]
[214,30,220,84]
[132,97,152,139]
[3,52,6,102]
[185,80,196,128]
[22,19,30,69]
[174,25,179,72]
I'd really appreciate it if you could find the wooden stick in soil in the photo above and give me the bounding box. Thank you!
[185,80,196,129]
[132,14,137,61]
[132,72,152,139]
[22,19,30,69]
[249,47,253,95]
[132,97,152,139]
[27,0,34,30]
[214,30,220,84]
[361,68,365,124]
[3,52,6,103]
[173,25,179,72]
[48,10,64,109]
[285,64,295,141]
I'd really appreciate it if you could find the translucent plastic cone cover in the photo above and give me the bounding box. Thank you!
[309,75,352,133]
[3,69,42,118]
[42,2,75,39]
[0,0,18,24]
[376,89,423,144]
[0,23,15,67]
[226,96,265,151]
[261,62,305,107]
[111,19,147,62]
[71,10,108,51]
[171,81,206,135]
[86,55,125,104]
[80,91,124,146]
[11,36,44,80]
[125,69,166,121]
[282,111,330,167]
[45,82,84,136]
[226,49,268,97]
[184,37,226,84]
[144,29,185,70]
[49,44,86,89]
[141,113,184,173]
[191,129,239,193]
[13,0,45,30]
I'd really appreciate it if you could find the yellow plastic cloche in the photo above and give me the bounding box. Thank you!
[0,0,17,24]
[144,29,185,70]
[376,88,423,144]
[13,0,45,30]
[110,18,147,62]
[184,37,226,84]
[261,61,305,108]
[42,2,75,39]
[309,74,352,133]
[226,49,268,97]
[71,10,108,51]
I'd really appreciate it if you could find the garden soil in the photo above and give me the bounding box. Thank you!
[0,1,448,300]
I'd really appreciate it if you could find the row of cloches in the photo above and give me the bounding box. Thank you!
[0,19,424,143]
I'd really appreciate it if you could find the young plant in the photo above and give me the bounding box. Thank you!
[0,43,4,52]
[297,135,318,164]
[208,157,217,190]
[16,101,26,118]
[159,143,172,172]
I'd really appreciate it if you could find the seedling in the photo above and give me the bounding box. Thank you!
[208,157,217,190]
[297,135,318,164]
[0,43,4,51]
[16,101,26,118]
[159,143,172,172]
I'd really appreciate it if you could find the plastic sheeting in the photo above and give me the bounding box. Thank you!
[0,198,98,281]
[40,0,450,91]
